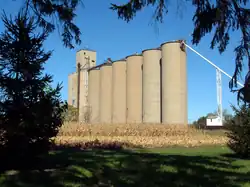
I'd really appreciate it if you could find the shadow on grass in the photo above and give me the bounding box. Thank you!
[0,146,250,187]
[221,153,250,161]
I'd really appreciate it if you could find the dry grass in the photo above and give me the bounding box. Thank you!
[56,122,228,148]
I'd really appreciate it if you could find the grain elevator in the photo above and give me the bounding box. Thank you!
[67,40,188,125]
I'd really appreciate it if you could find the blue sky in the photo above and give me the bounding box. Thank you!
[1,0,247,123]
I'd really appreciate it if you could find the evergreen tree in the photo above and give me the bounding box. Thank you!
[0,12,67,165]
[226,104,250,158]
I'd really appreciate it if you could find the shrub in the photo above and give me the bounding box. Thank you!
[64,105,78,122]
[226,104,250,158]
[192,116,206,129]
[83,106,92,123]
[52,139,132,150]
[0,12,66,165]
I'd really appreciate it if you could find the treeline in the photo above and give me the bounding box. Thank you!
[191,109,233,129]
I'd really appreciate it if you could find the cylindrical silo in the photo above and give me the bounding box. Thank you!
[181,43,188,125]
[126,55,143,123]
[161,40,188,125]
[112,60,127,124]
[88,68,100,124]
[99,64,112,124]
[142,49,161,123]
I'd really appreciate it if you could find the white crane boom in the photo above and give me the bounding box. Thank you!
[180,41,244,126]
[182,41,244,87]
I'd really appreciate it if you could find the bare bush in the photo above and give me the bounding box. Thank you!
[64,105,78,122]
[83,106,92,123]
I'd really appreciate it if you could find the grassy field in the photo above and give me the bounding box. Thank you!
[0,146,250,187]
[1,123,249,187]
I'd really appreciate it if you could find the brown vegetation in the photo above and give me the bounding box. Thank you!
[56,122,227,148]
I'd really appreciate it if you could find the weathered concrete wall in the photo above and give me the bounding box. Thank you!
[88,69,100,123]
[112,60,127,124]
[142,49,161,123]
[161,41,187,125]
[68,72,77,107]
[99,64,112,124]
[126,55,143,123]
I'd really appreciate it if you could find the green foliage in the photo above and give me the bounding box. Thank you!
[226,104,250,158]
[63,105,78,122]
[110,0,250,104]
[223,109,234,126]
[192,116,206,129]
[111,0,166,23]
[0,12,67,164]
[16,0,82,49]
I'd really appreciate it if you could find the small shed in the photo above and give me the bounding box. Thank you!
[206,115,223,126]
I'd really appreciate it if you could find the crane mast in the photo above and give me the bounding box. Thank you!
[216,69,223,125]
[180,40,244,126]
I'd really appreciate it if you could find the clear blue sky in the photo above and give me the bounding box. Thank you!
[1,0,247,123]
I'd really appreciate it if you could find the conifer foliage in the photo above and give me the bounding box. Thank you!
[0,12,67,164]
[226,104,250,158]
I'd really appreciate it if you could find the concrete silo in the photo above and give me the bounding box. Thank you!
[180,43,188,125]
[76,50,97,123]
[142,49,161,123]
[112,60,127,124]
[99,63,113,124]
[126,55,143,123]
[79,70,86,122]
[88,68,100,124]
[161,40,188,125]
[67,72,77,107]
